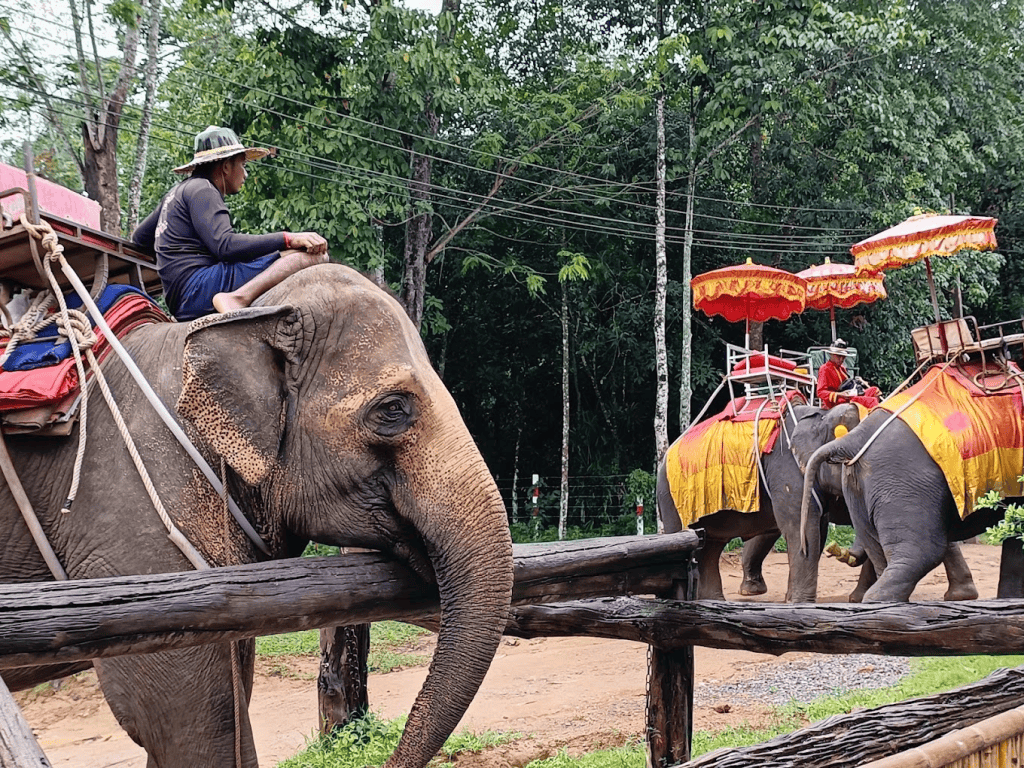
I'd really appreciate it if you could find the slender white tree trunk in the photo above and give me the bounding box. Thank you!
[654,91,669,466]
[559,280,570,541]
[678,130,696,432]
[127,0,162,231]
[654,91,669,536]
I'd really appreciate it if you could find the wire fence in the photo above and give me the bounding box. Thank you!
[496,471,657,541]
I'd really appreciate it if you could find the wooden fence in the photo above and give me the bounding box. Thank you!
[3,531,1024,767]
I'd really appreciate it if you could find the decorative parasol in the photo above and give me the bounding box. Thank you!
[797,257,887,342]
[851,213,997,323]
[692,258,807,349]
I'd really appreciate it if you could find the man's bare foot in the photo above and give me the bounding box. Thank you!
[212,292,249,314]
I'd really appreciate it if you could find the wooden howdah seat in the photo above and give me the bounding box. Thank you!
[0,184,161,299]
[911,316,1024,366]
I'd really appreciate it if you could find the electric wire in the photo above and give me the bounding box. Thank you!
[10,81,867,255]
[0,8,879,234]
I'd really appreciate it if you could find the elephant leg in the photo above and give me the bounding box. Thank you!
[739,532,777,596]
[848,559,876,603]
[96,642,257,768]
[694,537,729,600]
[941,542,979,601]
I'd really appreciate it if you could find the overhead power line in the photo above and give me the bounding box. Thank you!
[0,8,878,233]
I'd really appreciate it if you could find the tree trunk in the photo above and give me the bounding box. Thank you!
[318,624,370,733]
[400,136,435,328]
[678,161,696,433]
[654,90,669,476]
[72,0,141,235]
[127,0,163,232]
[559,279,570,541]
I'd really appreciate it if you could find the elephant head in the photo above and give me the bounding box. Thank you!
[176,263,513,768]
[788,403,862,475]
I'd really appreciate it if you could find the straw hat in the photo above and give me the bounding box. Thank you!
[827,338,853,357]
[173,126,271,174]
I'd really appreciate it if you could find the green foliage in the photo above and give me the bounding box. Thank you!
[278,655,1024,766]
[980,480,1024,545]
[256,622,431,674]
[277,711,519,767]
[521,655,1024,766]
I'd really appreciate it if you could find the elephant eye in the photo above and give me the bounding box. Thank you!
[368,393,415,437]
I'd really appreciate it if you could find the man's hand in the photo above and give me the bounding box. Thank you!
[285,231,328,255]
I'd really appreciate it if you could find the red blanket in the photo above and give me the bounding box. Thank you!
[0,293,170,423]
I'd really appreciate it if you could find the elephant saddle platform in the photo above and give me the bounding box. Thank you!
[0,284,170,435]
[665,393,799,528]
[878,361,1024,517]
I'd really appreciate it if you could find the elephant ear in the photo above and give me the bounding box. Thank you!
[178,306,297,485]
[829,402,863,440]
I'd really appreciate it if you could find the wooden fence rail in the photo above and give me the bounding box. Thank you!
[0,532,702,670]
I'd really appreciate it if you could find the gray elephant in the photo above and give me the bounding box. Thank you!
[0,264,514,768]
[795,403,984,602]
[657,403,865,603]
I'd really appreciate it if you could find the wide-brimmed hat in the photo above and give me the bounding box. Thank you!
[173,126,271,174]
[827,338,853,357]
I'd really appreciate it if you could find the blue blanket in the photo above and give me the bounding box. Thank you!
[2,285,157,372]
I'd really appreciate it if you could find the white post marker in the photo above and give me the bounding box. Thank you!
[636,495,644,536]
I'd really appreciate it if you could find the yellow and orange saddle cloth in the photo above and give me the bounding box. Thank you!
[665,394,800,528]
[878,361,1024,517]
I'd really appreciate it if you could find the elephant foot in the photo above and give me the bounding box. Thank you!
[739,577,768,596]
[697,585,726,600]
[943,583,979,601]
[847,589,866,603]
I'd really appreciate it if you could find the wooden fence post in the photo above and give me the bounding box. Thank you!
[998,538,1024,598]
[0,672,51,766]
[318,624,370,733]
[646,533,701,766]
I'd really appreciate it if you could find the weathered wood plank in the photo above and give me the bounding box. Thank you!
[504,597,1024,655]
[0,533,701,670]
[0,673,51,766]
[676,665,1024,768]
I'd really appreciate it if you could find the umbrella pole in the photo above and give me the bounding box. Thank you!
[924,258,942,323]
[830,306,837,342]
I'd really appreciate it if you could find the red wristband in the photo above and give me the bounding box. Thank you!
[283,231,292,248]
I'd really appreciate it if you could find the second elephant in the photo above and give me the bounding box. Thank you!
[795,403,985,602]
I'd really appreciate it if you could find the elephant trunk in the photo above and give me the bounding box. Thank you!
[386,439,513,768]
[798,426,868,556]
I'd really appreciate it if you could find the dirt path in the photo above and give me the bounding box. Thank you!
[15,543,1003,767]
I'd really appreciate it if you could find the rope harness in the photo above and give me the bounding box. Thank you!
[6,218,250,767]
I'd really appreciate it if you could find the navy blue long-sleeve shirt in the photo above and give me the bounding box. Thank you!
[132,177,286,314]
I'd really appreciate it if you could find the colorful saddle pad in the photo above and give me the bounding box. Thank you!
[0,284,171,431]
[664,394,798,528]
[878,361,1024,517]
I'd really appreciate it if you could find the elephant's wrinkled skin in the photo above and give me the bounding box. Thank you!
[796,403,984,602]
[0,264,514,768]
[656,404,865,603]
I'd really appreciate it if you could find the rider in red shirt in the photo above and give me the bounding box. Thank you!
[816,339,881,409]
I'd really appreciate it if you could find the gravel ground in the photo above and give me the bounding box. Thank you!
[695,654,913,706]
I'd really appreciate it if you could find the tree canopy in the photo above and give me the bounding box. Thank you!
[2,0,1023,493]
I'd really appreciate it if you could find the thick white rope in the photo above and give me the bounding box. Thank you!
[0,291,56,367]
[21,218,211,570]
[38,255,91,515]
[20,217,271,556]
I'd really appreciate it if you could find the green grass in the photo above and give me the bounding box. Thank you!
[256,621,432,674]
[276,713,520,768]
[275,654,1024,767]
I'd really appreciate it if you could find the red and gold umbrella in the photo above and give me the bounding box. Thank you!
[692,258,807,348]
[798,257,887,341]
[851,213,997,322]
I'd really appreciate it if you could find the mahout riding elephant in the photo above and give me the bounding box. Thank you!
[0,264,514,768]
[657,403,870,603]
[795,402,985,602]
